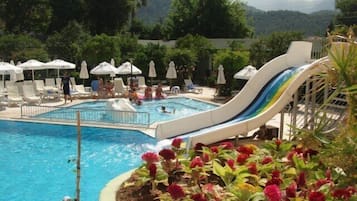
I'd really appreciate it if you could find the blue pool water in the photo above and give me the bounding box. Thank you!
[0,120,157,201]
[37,97,217,124]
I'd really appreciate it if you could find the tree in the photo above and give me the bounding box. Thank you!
[213,50,249,94]
[165,0,252,39]
[176,34,213,84]
[46,21,89,63]
[250,31,303,67]
[336,0,357,26]
[0,34,48,61]
[47,0,86,33]
[86,0,131,35]
[0,0,52,36]
[81,34,121,68]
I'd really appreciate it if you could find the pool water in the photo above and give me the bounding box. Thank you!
[0,120,157,201]
[38,97,217,124]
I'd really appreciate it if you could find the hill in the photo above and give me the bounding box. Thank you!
[136,1,336,37]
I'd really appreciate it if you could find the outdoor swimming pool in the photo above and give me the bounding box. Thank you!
[36,97,218,125]
[0,120,157,201]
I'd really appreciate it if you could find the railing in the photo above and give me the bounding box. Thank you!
[20,105,151,127]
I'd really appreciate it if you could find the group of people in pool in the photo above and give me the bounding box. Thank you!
[128,83,165,104]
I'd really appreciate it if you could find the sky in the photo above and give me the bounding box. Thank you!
[245,0,335,13]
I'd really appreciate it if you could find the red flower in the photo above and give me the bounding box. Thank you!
[220,141,234,149]
[332,186,357,200]
[202,153,210,162]
[248,162,258,174]
[190,156,204,168]
[194,143,206,152]
[286,182,297,198]
[149,163,157,178]
[237,153,249,164]
[237,145,254,155]
[191,193,207,201]
[159,148,176,160]
[266,170,282,186]
[210,146,219,153]
[262,156,273,164]
[226,159,235,170]
[272,170,281,178]
[303,148,319,159]
[141,152,159,165]
[297,172,307,188]
[264,184,282,201]
[314,178,331,189]
[308,191,325,201]
[167,183,185,200]
[275,139,282,147]
[172,138,183,148]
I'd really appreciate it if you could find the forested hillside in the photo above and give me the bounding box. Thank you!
[136,0,335,37]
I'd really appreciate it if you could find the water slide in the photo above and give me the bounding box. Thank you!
[155,41,327,146]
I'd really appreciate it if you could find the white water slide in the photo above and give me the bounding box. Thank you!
[155,41,328,147]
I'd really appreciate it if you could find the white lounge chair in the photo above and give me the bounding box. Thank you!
[113,78,128,97]
[22,84,41,105]
[34,80,59,100]
[7,85,23,106]
[184,79,203,94]
[137,76,147,89]
[73,84,91,98]
[45,78,59,93]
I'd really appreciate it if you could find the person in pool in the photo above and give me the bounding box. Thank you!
[161,106,175,114]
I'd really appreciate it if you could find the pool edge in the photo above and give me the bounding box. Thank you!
[99,169,135,201]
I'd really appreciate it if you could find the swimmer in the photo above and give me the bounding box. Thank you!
[161,106,175,114]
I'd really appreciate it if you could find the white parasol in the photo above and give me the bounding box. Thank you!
[216,64,226,85]
[117,61,142,75]
[17,59,46,81]
[233,65,257,80]
[90,62,118,75]
[43,59,76,77]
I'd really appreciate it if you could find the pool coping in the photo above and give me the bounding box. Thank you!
[99,169,135,201]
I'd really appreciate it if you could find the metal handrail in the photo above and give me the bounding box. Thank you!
[20,105,150,127]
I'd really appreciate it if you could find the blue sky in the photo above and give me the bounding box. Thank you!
[245,0,335,13]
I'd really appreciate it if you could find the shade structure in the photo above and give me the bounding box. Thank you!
[17,59,46,81]
[148,60,156,77]
[233,65,257,80]
[90,62,118,75]
[216,64,226,85]
[79,60,89,79]
[43,59,76,77]
[165,61,177,79]
[0,62,23,81]
[117,61,142,75]
[110,58,115,66]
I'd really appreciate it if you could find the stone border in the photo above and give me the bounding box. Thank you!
[99,169,135,201]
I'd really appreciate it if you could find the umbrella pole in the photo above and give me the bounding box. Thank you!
[32,70,35,81]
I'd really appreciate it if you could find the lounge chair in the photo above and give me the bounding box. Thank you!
[6,85,23,106]
[34,80,59,100]
[45,78,59,93]
[184,79,203,94]
[22,84,41,105]
[113,78,128,97]
[73,84,91,98]
[137,76,147,89]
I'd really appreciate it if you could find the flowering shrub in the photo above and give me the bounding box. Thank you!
[125,138,357,201]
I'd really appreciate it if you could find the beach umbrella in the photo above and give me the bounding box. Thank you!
[43,59,76,77]
[79,60,89,84]
[110,58,115,66]
[166,61,177,87]
[17,59,46,81]
[216,64,226,85]
[0,62,23,82]
[117,61,142,75]
[233,65,257,80]
[148,60,156,84]
[90,61,118,75]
